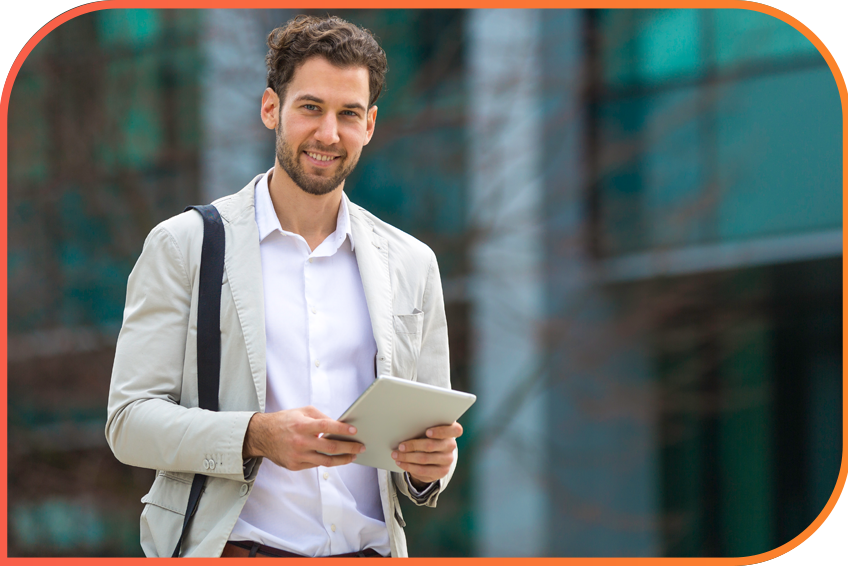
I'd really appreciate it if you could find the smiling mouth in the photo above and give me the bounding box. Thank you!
[304,151,339,163]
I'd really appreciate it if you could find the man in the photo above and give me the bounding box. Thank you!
[106,15,461,558]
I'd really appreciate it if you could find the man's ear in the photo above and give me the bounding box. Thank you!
[364,105,378,145]
[261,88,280,130]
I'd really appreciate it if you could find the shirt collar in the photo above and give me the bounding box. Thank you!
[254,168,355,251]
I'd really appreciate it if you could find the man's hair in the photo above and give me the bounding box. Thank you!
[266,15,388,108]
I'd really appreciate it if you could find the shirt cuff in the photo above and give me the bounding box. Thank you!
[405,472,438,501]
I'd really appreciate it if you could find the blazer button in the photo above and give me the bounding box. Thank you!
[209,460,216,471]
[203,459,210,470]
[240,484,249,496]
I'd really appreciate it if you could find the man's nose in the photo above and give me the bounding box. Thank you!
[314,114,340,146]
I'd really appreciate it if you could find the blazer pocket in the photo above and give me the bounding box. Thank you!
[141,471,191,515]
[393,312,423,335]
[140,471,193,556]
[393,313,423,381]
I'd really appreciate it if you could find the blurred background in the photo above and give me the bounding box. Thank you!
[6,8,842,557]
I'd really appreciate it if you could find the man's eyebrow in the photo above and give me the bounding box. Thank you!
[295,95,324,104]
[342,102,367,112]
[294,94,366,112]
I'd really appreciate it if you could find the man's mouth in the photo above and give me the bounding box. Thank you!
[304,151,339,163]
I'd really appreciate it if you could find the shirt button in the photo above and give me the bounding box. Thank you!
[240,484,249,496]
[315,360,320,368]
[331,524,336,532]
[323,472,329,480]
[311,306,317,314]
[308,258,314,263]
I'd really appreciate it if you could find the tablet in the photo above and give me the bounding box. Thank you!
[323,375,476,473]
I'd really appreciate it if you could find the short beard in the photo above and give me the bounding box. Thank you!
[275,121,359,196]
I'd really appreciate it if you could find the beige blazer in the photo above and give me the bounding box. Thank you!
[106,176,455,557]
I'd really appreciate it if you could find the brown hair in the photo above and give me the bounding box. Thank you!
[266,15,388,108]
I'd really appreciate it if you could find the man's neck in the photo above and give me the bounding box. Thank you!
[267,161,344,252]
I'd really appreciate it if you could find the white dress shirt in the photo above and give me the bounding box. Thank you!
[229,171,391,556]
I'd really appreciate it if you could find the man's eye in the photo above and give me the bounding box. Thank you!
[303,104,319,111]
[342,111,360,118]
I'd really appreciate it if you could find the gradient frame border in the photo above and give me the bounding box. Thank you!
[1,1,844,563]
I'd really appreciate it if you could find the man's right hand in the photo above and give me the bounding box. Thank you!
[242,406,365,471]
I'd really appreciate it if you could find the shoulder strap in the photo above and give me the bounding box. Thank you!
[172,204,225,558]
[189,204,224,413]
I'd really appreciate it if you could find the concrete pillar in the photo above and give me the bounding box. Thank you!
[200,10,280,202]
[467,9,547,557]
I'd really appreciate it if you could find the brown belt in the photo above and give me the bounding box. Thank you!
[222,541,386,558]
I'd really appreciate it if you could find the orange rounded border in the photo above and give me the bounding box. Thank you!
[1,1,845,564]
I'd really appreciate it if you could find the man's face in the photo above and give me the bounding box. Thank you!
[273,56,376,196]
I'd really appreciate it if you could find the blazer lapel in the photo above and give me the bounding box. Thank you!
[347,194,394,378]
[216,179,267,410]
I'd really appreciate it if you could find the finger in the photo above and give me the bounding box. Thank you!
[297,407,357,436]
[311,437,366,456]
[397,438,455,454]
[305,417,357,437]
[393,449,453,466]
[424,422,463,440]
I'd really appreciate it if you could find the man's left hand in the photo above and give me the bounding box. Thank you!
[392,421,463,487]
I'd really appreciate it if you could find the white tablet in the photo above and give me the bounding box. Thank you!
[323,375,476,473]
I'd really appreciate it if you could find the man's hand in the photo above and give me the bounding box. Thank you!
[243,406,365,471]
[392,422,463,486]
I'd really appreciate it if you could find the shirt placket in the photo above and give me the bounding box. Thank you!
[306,252,344,553]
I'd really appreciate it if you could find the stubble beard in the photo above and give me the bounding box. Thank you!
[275,121,360,196]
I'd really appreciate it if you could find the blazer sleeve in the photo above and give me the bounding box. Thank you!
[106,225,256,482]
[393,250,457,507]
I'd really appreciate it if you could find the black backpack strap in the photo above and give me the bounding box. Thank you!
[172,204,225,558]
[173,475,206,558]
[189,204,224,413]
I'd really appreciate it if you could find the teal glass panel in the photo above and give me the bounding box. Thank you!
[657,329,705,556]
[599,87,710,254]
[598,95,648,253]
[600,62,842,254]
[715,67,842,241]
[638,10,702,84]
[101,52,164,169]
[56,189,129,326]
[718,319,773,556]
[96,9,162,48]
[641,87,710,249]
[600,10,702,88]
